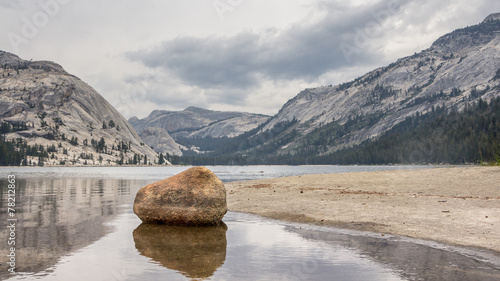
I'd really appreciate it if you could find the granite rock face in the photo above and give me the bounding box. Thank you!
[133,167,227,225]
[0,51,158,166]
[210,14,500,158]
[138,127,183,156]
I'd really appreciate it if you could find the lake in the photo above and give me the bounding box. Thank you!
[0,166,499,280]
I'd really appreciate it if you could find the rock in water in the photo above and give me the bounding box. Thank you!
[133,167,227,225]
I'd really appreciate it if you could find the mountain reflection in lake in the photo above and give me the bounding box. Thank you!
[0,167,499,280]
[0,176,151,280]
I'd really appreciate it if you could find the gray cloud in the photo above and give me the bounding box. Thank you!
[127,0,412,90]
[0,0,23,10]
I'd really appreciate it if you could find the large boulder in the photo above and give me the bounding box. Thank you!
[133,167,227,225]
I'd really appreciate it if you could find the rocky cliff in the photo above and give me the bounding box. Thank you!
[0,51,158,165]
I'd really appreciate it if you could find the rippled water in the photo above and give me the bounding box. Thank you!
[0,166,498,280]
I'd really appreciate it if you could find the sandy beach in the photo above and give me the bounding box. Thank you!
[226,166,500,253]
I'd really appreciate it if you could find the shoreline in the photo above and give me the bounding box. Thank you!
[226,166,500,254]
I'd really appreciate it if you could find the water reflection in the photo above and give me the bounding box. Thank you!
[133,223,227,279]
[289,225,500,281]
[0,177,151,279]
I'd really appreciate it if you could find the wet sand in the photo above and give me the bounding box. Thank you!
[226,166,500,253]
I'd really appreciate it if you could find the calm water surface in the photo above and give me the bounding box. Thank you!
[0,166,498,281]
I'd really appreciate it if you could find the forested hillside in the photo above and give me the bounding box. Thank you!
[299,97,500,165]
[180,97,500,165]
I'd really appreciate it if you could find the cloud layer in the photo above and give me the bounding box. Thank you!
[128,0,412,91]
[1,0,500,118]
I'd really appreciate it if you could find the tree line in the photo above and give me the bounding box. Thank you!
[180,97,500,165]
[0,122,153,166]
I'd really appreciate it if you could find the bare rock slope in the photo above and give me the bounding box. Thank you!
[138,127,183,156]
[0,51,158,165]
[248,14,500,156]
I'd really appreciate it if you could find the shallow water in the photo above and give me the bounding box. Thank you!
[0,165,436,182]
[0,166,498,280]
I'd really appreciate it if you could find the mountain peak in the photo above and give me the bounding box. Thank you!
[0,51,66,73]
[483,13,500,23]
[430,14,500,52]
[0,51,21,63]
[183,106,213,114]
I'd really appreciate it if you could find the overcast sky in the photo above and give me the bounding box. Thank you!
[1,0,499,118]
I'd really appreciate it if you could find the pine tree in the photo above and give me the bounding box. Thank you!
[118,152,124,165]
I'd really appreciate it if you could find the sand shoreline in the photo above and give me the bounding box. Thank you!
[226,166,500,253]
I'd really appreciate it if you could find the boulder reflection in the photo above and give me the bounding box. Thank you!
[133,223,227,279]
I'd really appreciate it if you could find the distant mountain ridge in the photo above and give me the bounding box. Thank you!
[129,107,270,154]
[0,51,158,166]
